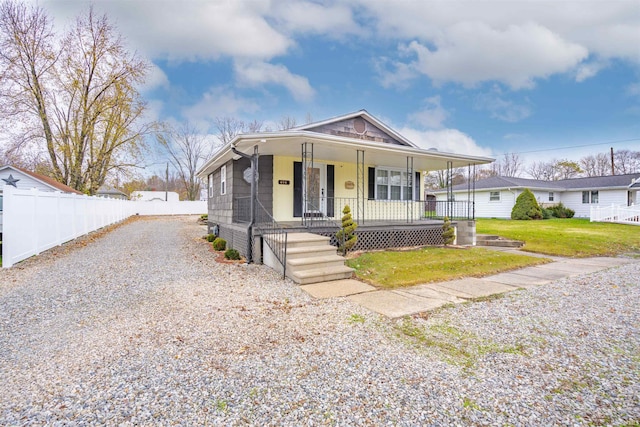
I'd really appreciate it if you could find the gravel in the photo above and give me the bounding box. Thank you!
[1,215,638,425]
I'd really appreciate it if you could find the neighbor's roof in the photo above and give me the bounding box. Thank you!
[436,173,640,193]
[97,185,128,197]
[0,165,83,194]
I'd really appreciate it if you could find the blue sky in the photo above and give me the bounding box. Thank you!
[40,0,640,171]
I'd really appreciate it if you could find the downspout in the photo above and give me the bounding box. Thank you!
[231,145,258,263]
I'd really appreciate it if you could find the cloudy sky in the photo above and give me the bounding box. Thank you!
[38,0,640,168]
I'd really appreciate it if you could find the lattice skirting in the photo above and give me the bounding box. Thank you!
[217,224,250,258]
[314,225,444,251]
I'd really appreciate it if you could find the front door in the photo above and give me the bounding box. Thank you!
[304,163,326,217]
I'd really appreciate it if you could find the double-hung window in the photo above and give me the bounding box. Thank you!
[489,191,500,201]
[375,168,413,200]
[582,190,598,204]
[549,192,554,202]
[208,174,213,198]
[220,165,227,195]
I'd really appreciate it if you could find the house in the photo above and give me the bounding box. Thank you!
[1,165,83,233]
[196,110,492,280]
[97,185,129,200]
[433,174,640,219]
[130,190,180,202]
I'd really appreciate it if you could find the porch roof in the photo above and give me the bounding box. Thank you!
[197,131,493,178]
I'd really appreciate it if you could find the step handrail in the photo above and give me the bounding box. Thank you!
[254,200,288,278]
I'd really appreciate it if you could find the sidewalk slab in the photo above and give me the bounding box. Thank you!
[423,278,519,298]
[507,266,571,281]
[565,257,637,267]
[347,291,450,318]
[301,279,376,299]
[398,286,466,303]
[538,262,605,275]
[485,272,551,288]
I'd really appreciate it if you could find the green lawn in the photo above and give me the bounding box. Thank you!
[476,218,640,257]
[346,247,550,289]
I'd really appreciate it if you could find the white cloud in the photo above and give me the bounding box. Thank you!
[234,61,315,102]
[139,63,170,93]
[399,127,493,157]
[575,60,609,82]
[404,23,587,89]
[270,1,363,37]
[626,82,640,97]
[474,89,532,122]
[359,0,637,87]
[408,96,449,129]
[40,0,292,62]
[181,87,260,131]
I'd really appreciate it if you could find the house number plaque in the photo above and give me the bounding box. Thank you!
[278,180,290,185]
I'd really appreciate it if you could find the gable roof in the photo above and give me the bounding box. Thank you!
[197,110,494,179]
[291,109,416,147]
[439,173,640,193]
[0,165,83,194]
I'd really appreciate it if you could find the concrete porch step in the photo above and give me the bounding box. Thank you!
[286,245,337,260]
[476,234,524,248]
[287,255,348,272]
[288,265,354,285]
[268,232,331,249]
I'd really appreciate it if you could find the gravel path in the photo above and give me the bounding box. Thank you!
[1,216,638,425]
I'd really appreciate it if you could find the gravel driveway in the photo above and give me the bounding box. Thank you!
[1,216,638,425]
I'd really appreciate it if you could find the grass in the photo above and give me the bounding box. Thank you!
[477,218,640,257]
[346,247,549,288]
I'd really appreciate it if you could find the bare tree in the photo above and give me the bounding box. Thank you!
[527,160,556,180]
[0,2,151,194]
[156,122,216,201]
[214,116,246,144]
[245,119,263,133]
[580,153,611,177]
[424,168,466,190]
[499,153,523,177]
[613,149,640,174]
[277,115,297,130]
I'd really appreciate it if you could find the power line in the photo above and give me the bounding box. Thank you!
[509,138,640,155]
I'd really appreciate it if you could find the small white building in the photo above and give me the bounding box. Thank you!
[1,165,83,233]
[131,190,180,202]
[433,174,640,219]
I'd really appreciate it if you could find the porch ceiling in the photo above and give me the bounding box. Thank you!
[197,131,494,178]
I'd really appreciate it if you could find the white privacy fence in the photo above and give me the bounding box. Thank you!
[1,186,207,268]
[590,204,640,225]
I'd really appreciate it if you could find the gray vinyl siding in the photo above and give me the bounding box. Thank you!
[208,160,233,225]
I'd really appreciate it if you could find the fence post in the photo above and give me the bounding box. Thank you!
[3,186,14,268]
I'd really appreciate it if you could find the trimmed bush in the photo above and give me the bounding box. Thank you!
[206,233,216,242]
[212,237,227,251]
[511,189,543,220]
[442,216,455,245]
[224,248,241,260]
[336,205,358,255]
[548,202,575,218]
[541,208,552,220]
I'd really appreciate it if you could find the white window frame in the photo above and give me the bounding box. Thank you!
[208,174,213,198]
[548,192,554,202]
[582,190,599,204]
[374,167,414,201]
[489,191,500,202]
[220,165,227,195]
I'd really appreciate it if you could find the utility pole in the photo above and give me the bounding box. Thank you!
[165,162,169,201]
[610,147,615,176]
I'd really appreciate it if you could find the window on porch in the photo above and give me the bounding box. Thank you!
[375,168,413,201]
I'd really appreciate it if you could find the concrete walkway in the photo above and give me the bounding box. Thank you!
[300,252,637,318]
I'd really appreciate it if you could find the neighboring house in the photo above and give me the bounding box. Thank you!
[131,190,180,202]
[196,110,493,262]
[1,165,83,233]
[97,186,129,200]
[433,174,640,219]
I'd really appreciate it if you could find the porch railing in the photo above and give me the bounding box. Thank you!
[254,200,288,278]
[324,198,474,223]
[233,197,474,224]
